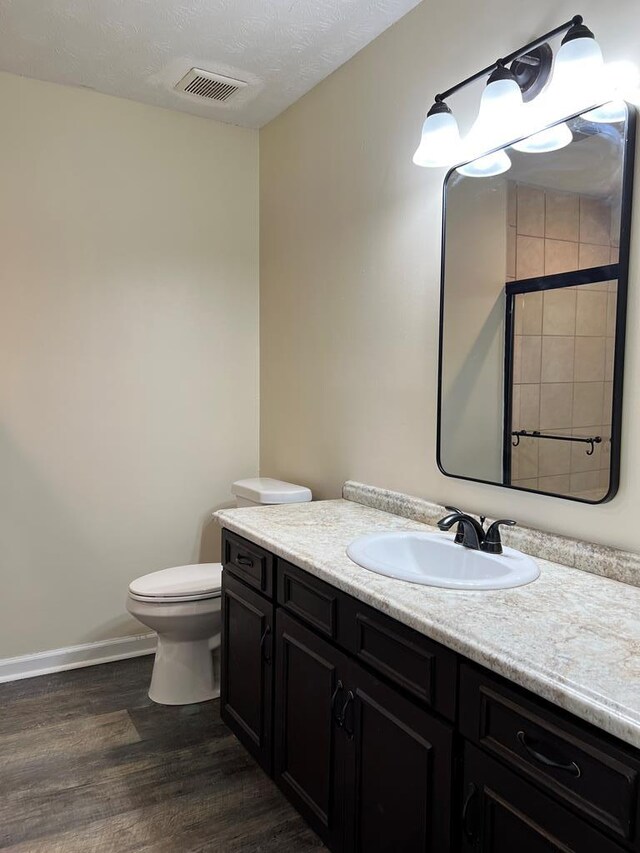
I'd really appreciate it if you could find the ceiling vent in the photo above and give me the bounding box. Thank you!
[175,68,247,103]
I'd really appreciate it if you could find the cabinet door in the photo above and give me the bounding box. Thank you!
[274,609,350,851]
[220,572,274,773]
[461,743,626,853]
[344,663,453,853]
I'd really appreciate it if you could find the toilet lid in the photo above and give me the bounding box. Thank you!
[129,563,223,599]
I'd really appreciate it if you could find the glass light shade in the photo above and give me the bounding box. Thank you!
[554,35,604,81]
[464,77,523,157]
[583,100,627,123]
[511,122,573,153]
[546,35,605,119]
[456,150,512,178]
[412,108,461,167]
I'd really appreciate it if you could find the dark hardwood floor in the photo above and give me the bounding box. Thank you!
[0,656,325,852]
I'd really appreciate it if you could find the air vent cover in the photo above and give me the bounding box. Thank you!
[175,68,247,103]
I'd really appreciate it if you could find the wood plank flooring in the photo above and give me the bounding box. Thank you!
[0,656,325,852]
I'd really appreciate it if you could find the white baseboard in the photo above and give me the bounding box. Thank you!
[0,633,157,683]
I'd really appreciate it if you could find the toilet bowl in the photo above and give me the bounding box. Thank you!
[127,478,312,705]
[127,563,223,705]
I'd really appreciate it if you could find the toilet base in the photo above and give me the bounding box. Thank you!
[148,637,220,705]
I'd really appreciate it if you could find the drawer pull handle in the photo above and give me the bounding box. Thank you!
[260,625,272,663]
[236,555,254,567]
[517,730,581,778]
[331,680,345,726]
[341,691,355,740]
[462,782,479,843]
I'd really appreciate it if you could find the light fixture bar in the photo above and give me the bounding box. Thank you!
[434,14,583,103]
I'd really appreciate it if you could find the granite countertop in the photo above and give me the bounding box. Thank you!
[215,498,640,750]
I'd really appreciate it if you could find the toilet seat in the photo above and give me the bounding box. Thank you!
[128,563,223,603]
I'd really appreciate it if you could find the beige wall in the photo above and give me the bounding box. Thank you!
[260,0,640,552]
[0,73,259,658]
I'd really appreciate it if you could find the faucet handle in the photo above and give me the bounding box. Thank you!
[442,506,465,544]
[445,506,487,539]
[483,519,516,554]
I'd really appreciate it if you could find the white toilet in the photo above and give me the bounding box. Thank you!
[127,478,312,705]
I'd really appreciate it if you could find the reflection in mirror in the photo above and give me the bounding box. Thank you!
[438,105,634,502]
[508,275,616,501]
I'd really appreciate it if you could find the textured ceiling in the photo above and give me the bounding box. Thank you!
[0,0,421,128]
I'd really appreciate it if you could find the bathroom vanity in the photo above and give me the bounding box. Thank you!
[216,492,640,852]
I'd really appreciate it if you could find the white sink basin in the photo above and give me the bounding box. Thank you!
[346,531,540,590]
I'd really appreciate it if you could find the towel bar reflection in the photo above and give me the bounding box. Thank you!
[511,430,602,456]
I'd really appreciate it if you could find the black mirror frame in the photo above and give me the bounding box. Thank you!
[436,102,637,503]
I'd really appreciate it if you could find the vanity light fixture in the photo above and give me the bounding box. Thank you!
[412,100,461,167]
[553,19,603,89]
[540,20,605,123]
[412,14,636,174]
[463,65,523,157]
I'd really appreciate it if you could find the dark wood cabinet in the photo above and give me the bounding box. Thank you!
[460,663,640,846]
[220,571,274,772]
[273,608,453,852]
[278,558,343,642]
[223,529,275,597]
[274,609,349,851]
[345,664,453,853]
[344,597,457,720]
[276,557,458,722]
[220,529,640,853]
[461,743,625,853]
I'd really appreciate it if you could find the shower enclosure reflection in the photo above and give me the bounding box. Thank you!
[507,273,617,501]
[438,105,635,502]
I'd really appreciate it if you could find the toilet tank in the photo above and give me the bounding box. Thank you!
[232,477,312,507]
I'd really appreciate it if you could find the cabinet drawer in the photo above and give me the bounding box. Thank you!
[462,742,627,853]
[346,599,457,721]
[277,559,342,641]
[460,663,640,844]
[222,529,275,598]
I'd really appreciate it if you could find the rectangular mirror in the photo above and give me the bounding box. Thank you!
[438,104,635,502]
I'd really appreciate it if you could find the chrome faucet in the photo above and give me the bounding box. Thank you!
[437,507,516,554]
